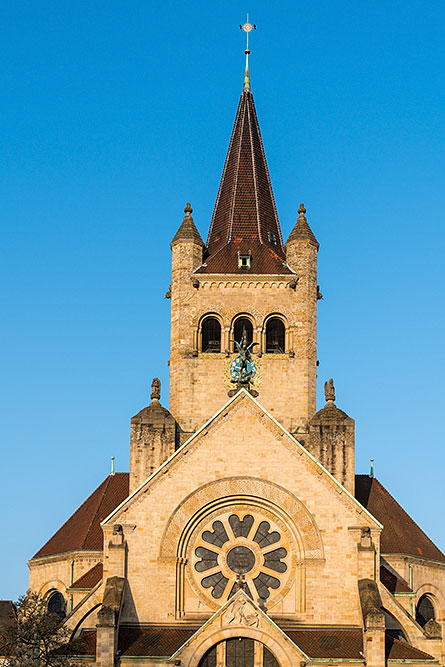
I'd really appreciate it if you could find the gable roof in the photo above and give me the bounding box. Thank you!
[31,473,129,560]
[102,390,381,529]
[385,636,435,662]
[282,628,362,659]
[196,87,292,275]
[355,475,445,563]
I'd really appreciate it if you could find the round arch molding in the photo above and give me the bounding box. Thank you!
[177,625,298,667]
[159,476,323,561]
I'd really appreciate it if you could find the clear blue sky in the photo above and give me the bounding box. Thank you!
[1,0,444,600]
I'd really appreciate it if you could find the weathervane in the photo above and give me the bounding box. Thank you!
[239,14,256,90]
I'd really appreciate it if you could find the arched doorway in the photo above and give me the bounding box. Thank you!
[198,637,279,667]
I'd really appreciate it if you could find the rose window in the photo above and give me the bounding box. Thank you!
[192,513,289,602]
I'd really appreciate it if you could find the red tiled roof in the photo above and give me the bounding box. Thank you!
[31,473,129,560]
[70,562,103,589]
[380,561,412,594]
[196,88,292,275]
[72,629,97,655]
[67,626,435,662]
[386,636,435,661]
[282,628,363,659]
[355,475,445,563]
[0,601,17,658]
[118,627,198,657]
[0,601,16,627]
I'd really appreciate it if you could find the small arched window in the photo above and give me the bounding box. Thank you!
[201,317,221,353]
[416,595,435,627]
[47,591,66,619]
[266,318,285,353]
[233,317,253,351]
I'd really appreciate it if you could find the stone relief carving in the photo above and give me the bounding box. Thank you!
[224,597,260,628]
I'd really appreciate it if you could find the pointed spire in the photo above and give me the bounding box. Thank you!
[285,203,319,249]
[243,49,251,91]
[170,202,204,248]
[197,86,291,274]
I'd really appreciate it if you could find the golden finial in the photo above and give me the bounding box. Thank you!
[239,14,256,90]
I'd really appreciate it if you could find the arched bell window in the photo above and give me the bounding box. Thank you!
[265,318,285,353]
[201,317,221,353]
[47,591,66,619]
[416,595,436,627]
[233,317,253,351]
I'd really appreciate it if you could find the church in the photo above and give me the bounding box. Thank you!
[26,39,445,667]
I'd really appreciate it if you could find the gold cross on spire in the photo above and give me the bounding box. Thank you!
[239,14,256,90]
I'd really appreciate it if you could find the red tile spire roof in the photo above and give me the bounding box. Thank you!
[196,75,292,275]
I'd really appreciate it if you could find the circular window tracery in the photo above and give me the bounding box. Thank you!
[192,512,289,603]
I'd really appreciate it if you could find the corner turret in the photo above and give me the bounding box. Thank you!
[308,378,355,494]
[170,202,204,251]
[129,378,177,494]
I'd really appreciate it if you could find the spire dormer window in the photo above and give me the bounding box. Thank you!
[237,250,252,269]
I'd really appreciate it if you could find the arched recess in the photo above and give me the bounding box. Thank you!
[200,315,222,353]
[198,313,223,354]
[231,314,256,351]
[47,590,66,619]
[159,477,323,617]
[160,477,322,561]
[263,314,287,354]
[180,626,296,667]
[39,579,66,598]
[416,584,445,622]
[198,637,278,667]
[416,594,437,627]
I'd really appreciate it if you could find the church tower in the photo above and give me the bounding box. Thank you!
[169,55,319,438]
[25,31,445,667]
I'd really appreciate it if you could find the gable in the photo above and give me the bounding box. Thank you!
[98,391,382,621]
[103,390,381,531]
